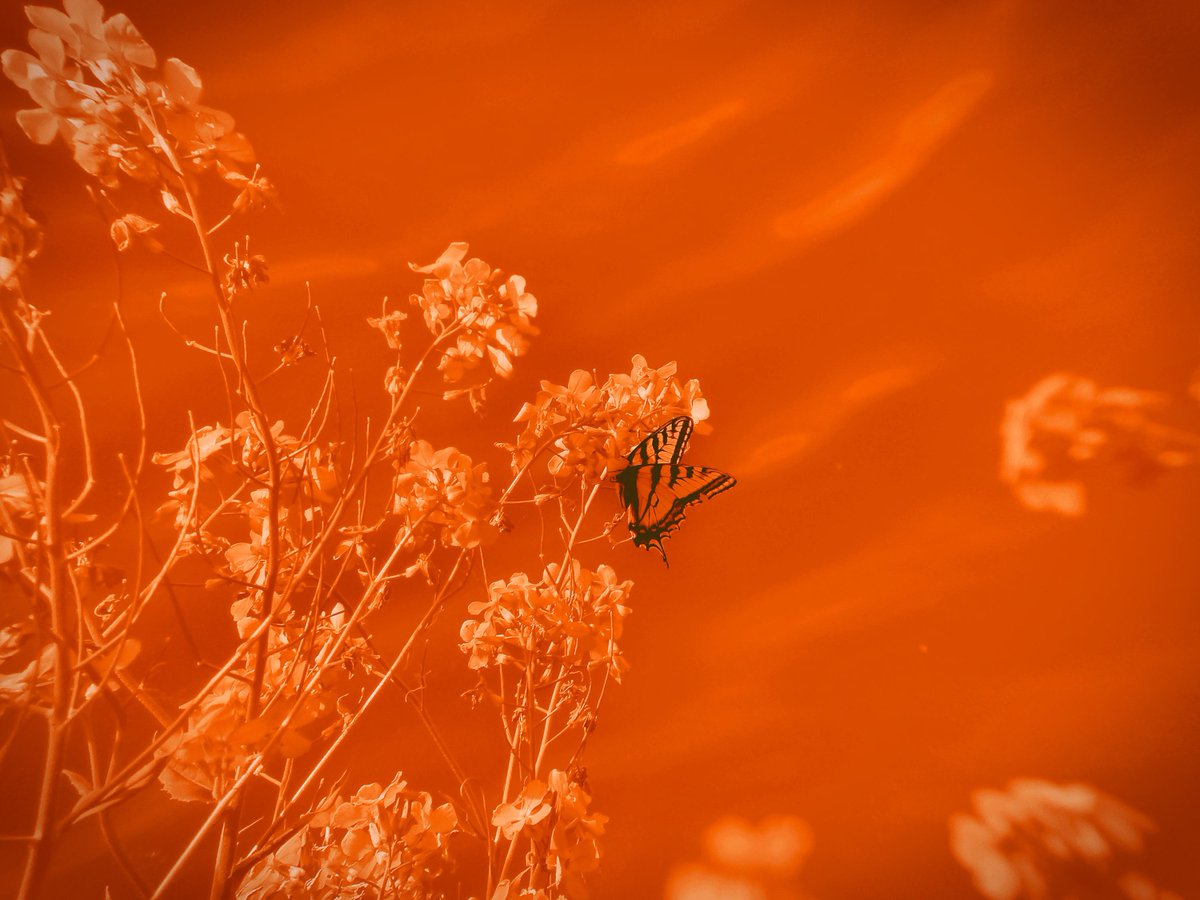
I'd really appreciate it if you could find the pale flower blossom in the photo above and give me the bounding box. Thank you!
[492,779,553,840]
[459,563,632,681]
[238,773,457,898]
[949,778,1180,900]
[392,440,497,549]
[1001,373,1200,516]
[705,815,813,876]
[409,242,538,400]
[0,159,43,287]
[508,354,710,480]
[3,1,257,189]
[666,814,814,900]
[489,770,608,897]
[366,303,408,350]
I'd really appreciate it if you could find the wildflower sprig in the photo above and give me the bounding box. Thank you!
[1,0,272,214]
[1,4,723,899]
[950,779,1178,900]
[454,349,719,897]
[238,774,459,899]
[460,563,631,684]
[400,242,539,411]
[1002,373,1200,515]
[508,354,709,484]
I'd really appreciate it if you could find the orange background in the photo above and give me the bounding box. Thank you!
[2,1,1199,896]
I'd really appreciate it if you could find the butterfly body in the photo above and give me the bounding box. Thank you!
[615,417,736,564]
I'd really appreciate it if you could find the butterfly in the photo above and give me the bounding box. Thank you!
[614,416,737,565]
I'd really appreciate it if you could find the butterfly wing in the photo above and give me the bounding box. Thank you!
[625,416,693,466]
[623,464,737,563]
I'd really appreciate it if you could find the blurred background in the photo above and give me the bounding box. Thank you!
[2,0,1198,896]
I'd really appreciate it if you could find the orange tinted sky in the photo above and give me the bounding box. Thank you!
[2,1,1199,896]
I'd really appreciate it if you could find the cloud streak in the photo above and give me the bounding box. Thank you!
[773,70,995,245]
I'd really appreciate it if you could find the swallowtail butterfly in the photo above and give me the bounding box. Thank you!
[615,416,736,565]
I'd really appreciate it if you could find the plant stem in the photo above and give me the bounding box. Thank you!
[1,297,74,900]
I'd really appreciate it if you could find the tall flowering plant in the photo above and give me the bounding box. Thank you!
[0,4,723,898]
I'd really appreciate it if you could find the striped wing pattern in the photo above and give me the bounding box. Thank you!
[616,418,736,564]
[626,415,693,465]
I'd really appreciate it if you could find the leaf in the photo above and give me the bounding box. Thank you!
[64,0,104,27]
[1,49,37,89]
[62,769,92,797]
[16,108,59,145]
[157,763,211,804]
[109,213,161,253]
[24,8,75,45]
[429,803,458,833]
[125,756,167,793]
[409,242,469,274]
[0,473,36,512]
[162,57,201,106]
[160,189,187,218]
[277,727,312,759]
[215,131,255,165]
[230,716,273,747]
[27,29,66,73]
[74,759,169,821]
[103,13,156,68]
[29,74,74,111]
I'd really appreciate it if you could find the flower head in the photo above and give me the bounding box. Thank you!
[492,779,552,840]
[409,243,539,395]
[3,3,257,189]
[238,773,458,898]
[508,354,710,481]
[950,779,1173,900]
[392,440,497,549]
[1001,373,1196,516]
[459,563,632,681]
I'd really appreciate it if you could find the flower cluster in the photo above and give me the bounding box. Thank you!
[109,212,160,252]
[152,413,338,557]
[666,815,814,900]
[223,488,289,590]
[0,644,57,711]
[223,241,270,296]
[491,769,609,900]
[366,301,407,351]
[3,6,666,897]
[508,355,709,480]
[950,779,1179,900]
[1001,373,1200,516]
[1,0,266,198]
[0,472,39,568]
[459,562,632,683]
[392,440,497,550]
[238,773,458,899]
[409,242,538,396]
[0,154,42,288]
[462,565,631,895]
[156,636,339,803]
[156,677,256,803]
